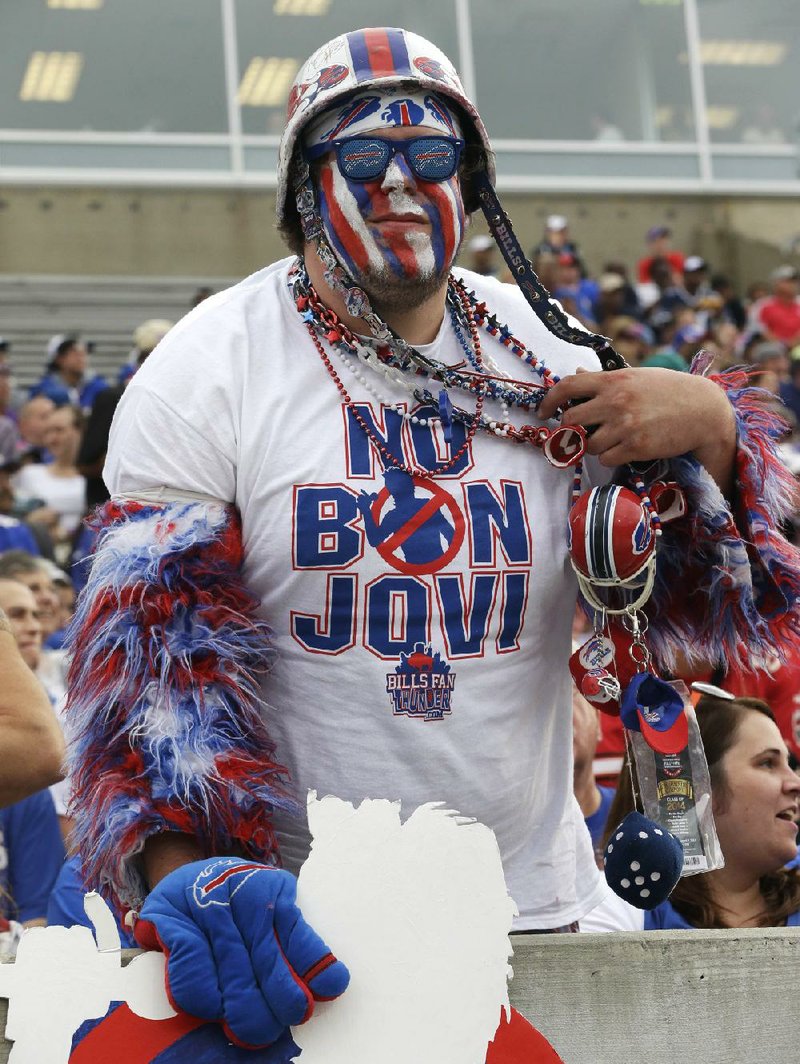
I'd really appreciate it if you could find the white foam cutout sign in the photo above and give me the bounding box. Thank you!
[294,793,517,1064]
[0,892,175,1063]
[0,793,518,1063]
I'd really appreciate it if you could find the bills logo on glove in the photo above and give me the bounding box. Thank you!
[192,860,273,908]
[133,857,350,1050]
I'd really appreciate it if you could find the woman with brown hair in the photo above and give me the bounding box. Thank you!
[602,693,800,930]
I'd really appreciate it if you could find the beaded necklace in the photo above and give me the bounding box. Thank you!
[319,293,545,437]
[297,277,487,478]
[291,261,588,477]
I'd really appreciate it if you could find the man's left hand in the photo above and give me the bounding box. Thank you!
[133,857,350,1050]
[538,367,737,492]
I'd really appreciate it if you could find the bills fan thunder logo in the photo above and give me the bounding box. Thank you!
[387,643,455,721]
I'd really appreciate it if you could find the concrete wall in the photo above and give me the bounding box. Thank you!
[0,187,278,279]
[2,930,798,1062]
[2,185,800,290]
[508,928,800,1063]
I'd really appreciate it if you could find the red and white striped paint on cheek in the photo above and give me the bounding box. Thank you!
[422,175,465,274]
[318,159,384,276]
[316,158,464,282]
[376,158,465,280]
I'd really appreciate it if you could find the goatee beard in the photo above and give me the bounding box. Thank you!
[356,262,451,315]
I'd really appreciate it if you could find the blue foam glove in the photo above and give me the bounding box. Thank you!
[134,857,350,1049]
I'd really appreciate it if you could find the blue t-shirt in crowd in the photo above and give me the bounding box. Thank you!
[0,516,40,556]
[29,373,108,412]
[645,898,800,930]
[47,853,135,947]
[554,279,600,324]
[779,381,800,427]
[0,789,65,923]
[44,628,67,651]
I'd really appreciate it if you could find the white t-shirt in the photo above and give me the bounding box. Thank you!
[13,464,86,536]
[578,880,644,933]
[105,258,610,929]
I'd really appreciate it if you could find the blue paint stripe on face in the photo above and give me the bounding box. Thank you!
[391,152,416,183]
[349,177,375,215]
[375,221,406,278]
[350,165,409,278]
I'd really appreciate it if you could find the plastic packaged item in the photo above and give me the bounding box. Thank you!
[627,681,724,876]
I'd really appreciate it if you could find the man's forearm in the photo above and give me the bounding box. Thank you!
[691,376,737,499]
[0,627,65,806]
[66,500,289,914]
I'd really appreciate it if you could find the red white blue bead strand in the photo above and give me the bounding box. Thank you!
[291,262,587,473]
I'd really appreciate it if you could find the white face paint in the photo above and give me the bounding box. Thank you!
[377,158,438,280]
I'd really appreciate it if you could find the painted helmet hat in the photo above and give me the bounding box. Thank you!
[276,26,494,226]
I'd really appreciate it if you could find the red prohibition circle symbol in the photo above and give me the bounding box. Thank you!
[370,475,465,576]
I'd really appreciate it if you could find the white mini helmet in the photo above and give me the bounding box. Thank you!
[276,27,494,225]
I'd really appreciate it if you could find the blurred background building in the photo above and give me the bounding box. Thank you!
[1,0,799,385]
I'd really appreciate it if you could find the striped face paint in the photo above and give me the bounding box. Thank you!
[315,139,466,286]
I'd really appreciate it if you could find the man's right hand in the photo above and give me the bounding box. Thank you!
[133,857,350,1049]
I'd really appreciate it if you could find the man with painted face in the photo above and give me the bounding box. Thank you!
[65,27,800,1053]
[299,89,466,315]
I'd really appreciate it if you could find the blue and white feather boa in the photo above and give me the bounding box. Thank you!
[65,499,297,913]
[620,362,800,673]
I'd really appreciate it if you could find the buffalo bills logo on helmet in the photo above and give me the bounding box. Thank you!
[414,56,449,82]
[288,64,350,120]
[287,82,308,119]
[381,98,425,127]
[322,94,382,142]
[317,64,349,93]
[632,506,654,556]
[191,858,273,908]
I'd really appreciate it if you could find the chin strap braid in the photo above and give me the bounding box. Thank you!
[474,170,628,371]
